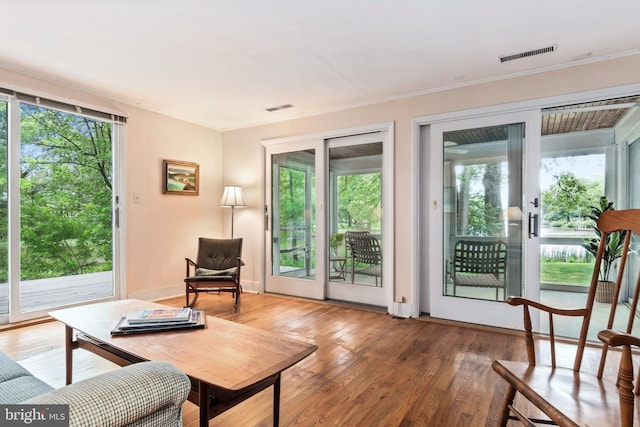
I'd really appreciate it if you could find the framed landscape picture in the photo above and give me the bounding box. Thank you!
[162,159,199,195]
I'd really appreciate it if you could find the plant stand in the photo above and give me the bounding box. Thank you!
[329,257,346,280]
[596,280,614,303]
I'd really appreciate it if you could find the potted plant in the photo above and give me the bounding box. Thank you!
[329,233,345,256]
[582,196,627,303]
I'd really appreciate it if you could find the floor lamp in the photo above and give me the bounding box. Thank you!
[220,185,246,238]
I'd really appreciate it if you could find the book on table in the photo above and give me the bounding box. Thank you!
[125,307,192,324]
[112,309,205,335]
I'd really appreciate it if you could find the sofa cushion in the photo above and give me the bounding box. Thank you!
[0,351,34,383]
[0,376,54,403]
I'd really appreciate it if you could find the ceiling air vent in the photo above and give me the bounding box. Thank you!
[499,45,557,63]
[265,104,293,112]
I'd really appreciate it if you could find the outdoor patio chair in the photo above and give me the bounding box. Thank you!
[452,239,507,301]
[184,237,243,308]
[345,231,382,286]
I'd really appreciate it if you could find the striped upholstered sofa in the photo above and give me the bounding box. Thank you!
[0,350,190,426]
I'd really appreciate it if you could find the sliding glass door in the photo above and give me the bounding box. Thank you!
[426,111,540,329]
[421,93,640,334]
[0,95,120,323]
[264,125,393,308]
[17,103,115,315]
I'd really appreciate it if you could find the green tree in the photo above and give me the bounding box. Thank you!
[277,164,314,265]
[337,173,381,231]
[18,104,113,279]
[542,172,600,224]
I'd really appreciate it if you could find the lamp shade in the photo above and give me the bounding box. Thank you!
[220,185,246,207]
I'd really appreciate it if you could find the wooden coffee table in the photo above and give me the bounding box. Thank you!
[49,299,317,427]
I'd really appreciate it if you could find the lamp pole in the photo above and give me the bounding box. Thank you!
[220,185,246,238]
[230,205,235,238]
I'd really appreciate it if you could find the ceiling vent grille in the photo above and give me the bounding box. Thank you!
[499,45,557,63]
[265,104,293,112]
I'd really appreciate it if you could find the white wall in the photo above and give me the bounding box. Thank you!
[123,105,224,300]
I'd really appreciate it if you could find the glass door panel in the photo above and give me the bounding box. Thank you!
[18,103,114,314]
[271,151,316,280]
[536,96,640,340]
[539,153,604,289]
[326,133,387,307]
[428,110,539,329]
[265,141,325,300]
[443,123,524,302]
[328,143,382,286]
[0,99,7,316]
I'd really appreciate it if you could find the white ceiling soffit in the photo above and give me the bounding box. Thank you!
[0,0,639,131]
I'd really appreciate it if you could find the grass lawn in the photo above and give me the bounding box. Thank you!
[540,261,594,286]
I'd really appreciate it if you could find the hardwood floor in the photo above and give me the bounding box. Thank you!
[0,293,622,426]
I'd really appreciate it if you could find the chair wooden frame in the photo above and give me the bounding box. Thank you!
[492,209,640,426]
[184,238,243,308]
[344,231,382,286]
[452,239,507,301]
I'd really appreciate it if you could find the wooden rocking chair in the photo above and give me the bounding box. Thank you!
[492,209,640,426]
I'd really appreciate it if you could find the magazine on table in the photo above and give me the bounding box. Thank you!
[111,309,205,335]
[125,307,192,324]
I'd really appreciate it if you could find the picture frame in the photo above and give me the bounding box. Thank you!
[162,159,199,195]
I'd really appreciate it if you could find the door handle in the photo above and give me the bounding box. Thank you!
[528,212,539,238]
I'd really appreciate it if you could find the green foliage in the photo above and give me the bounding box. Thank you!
[581,196,627,281]
[466,194,489,235]
[275,163,317,269]
[542,172,602,224]
[15,104,113,280]
[540,261,594,286]
[329,233,344,251]
[337,174,381,231]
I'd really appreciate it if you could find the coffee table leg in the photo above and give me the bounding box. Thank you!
[199,381,210,427]
[65,325,73,385]
[273,373,281,427]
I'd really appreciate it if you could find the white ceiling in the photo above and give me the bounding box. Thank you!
[1,0,639,131]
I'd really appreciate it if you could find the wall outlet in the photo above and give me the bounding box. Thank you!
[395,296,404,303]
